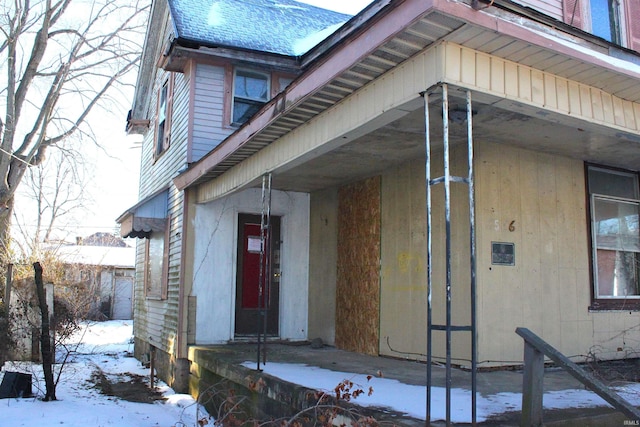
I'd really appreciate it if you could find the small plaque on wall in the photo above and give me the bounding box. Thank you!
[492,242,515,266]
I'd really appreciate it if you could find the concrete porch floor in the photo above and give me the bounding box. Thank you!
[188,342,638,426]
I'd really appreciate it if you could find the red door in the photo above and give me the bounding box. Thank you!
[235,214,280,336]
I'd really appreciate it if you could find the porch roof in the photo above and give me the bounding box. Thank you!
[116,187,169,239]
[174,0,640,194]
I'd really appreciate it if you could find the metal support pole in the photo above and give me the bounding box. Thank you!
[424,90,433,426]
[257,173,272,370]
[425,84,477,426]
[442,83,453,425]
[467,90,478,427]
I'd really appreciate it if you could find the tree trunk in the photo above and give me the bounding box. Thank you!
[0,197,14,262]
[34,262,56,401]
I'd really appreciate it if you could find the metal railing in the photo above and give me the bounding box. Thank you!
[516,327,640,426]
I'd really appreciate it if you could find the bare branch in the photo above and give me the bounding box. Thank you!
[0,0,150,251]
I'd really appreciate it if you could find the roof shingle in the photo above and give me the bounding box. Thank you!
[168,0,352,56]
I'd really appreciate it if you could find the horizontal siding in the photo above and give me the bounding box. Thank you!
[511,0,563,21]
[134,12,188,356]
[191,63,234,162]
[197,40,640,204]
[196,44,445,203]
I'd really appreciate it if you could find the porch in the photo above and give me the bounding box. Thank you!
[188,341,636,426]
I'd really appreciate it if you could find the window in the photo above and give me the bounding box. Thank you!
[155,74,174,158]
[588,165,640,308]
[232,69,269,125]
[563,0,640,50]
[144,224,169,299]
[590,0,622,44]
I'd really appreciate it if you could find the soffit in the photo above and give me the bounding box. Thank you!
[183,4,640,189]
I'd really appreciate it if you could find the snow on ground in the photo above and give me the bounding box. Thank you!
[1,321,207,427]
[242,361,640,423]
[3,320,640,425]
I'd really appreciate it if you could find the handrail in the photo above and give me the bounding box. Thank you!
[516,327,640,426]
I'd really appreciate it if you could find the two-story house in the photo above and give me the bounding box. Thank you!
[118,0,351,391]
[121,0,640,398]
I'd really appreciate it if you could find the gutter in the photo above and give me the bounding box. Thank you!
[173,0,416,191]
[173,0,640,192]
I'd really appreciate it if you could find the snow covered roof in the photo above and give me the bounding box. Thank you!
[52,245,136,269]
[168,0,352,56]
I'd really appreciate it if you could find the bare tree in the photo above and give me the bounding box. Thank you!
[0,0,149,256]
[13,146,90,253]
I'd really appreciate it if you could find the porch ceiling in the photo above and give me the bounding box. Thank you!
[181,0,640,193]
[269,95,640,193]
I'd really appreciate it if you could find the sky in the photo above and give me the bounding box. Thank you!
[12,0,376,244]
[2,320,640,426]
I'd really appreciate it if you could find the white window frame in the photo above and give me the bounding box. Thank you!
[585,0,628,46]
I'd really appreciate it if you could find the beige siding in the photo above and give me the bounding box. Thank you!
[191,63,233,162]
[308,188,338,345]
[380,159,428,359]
[475,142,640,364]
[380,148,471,363]
[443,42,640,132]
[197,41,640,204]
[377,142,640,366]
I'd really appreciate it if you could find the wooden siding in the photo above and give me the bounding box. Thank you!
[196,41,640,204]
[190,64,234,163]
[380,159,428,359]
[375,142,640,366]
[308,188,338,345]
[514,0,564,21]
[474,141,640,365]
[336,177,381,356]
[380,150,472,363]
[442,42,640,131]
[133,12,189,357]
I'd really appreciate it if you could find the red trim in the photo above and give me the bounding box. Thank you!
[563,0,584,30]
[174,0,640,191]
[625,0,640,53]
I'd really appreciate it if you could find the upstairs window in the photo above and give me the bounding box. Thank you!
[564,0,640,51]
[232,69,269,125]
[588,165,640,308]
[590,0,622,44]
[155,73,174,158]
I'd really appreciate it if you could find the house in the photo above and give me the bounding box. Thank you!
[52,235,136,320]
[120,0,640,399]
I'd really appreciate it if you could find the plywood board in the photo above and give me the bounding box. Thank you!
[335,176,381,355]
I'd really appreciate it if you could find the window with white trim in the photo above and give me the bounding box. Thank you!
[589,0,623,44]
[232,69,270,125]
[588,166,640,306]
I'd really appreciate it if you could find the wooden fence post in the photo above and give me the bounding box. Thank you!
[34,262,56,401]
[521,341,544,427]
